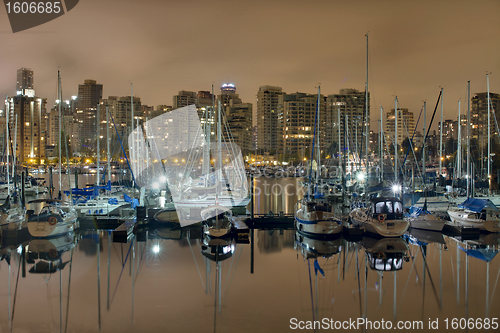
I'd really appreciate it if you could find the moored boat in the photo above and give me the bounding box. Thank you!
[406,205,445,231]
[294,199,343,238]
[447,198,500,233]
[27,199,77,238]
[349,197,409,237]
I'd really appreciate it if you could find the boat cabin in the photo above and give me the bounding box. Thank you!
[371,197,404,220]
[366,252,404,271]
[305,201,332,212]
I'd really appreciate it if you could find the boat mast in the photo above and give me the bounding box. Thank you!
[316,85,321,184]
[422,101,426,187]
[130,83,134,191]
[107,106,111,186]
[457,101,461,180]
[217,101,222,190]
[380,106,384,183]
[438,87,444,180]
[97,104,100,187]
[12,115,17,179]
[467,81,471,197]
[365,32,369,188]
[487,73,491,193]
[338,105,341,179]
[395,97,398,184]
[58,71,62,194]
[5,95,9,196]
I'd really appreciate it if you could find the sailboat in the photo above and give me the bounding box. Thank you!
[27,71,77,238]
[406,202,445,231]
[447,197,500,232]
[349,196,409,237]
[295,86,343,238]
[66,105,129,218]
[129,100,249,227]
[0,195,26,233]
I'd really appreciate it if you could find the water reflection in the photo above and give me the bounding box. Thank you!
[358,237,409,272]
[0,227,498,332]
[27,233,76,273]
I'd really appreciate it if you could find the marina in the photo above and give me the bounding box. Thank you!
[1,1,499,331]
[1,175,499,332]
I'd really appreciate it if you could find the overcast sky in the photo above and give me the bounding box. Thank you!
[1,0,499,130]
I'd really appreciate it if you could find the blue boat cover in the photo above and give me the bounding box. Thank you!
[458,246,498,262]
[458,198,499,212]
[407,206,431,217]
[124,193,139,209]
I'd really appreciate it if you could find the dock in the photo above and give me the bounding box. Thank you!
[442,222,480,239]
[113,219,138,243]
[245,212,295,229]
[232,216,250,243]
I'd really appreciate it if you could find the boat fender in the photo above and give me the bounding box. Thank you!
[377,252,386,260]
[377,214,385,223]
[48,216,58,225]
[49,249,58,258]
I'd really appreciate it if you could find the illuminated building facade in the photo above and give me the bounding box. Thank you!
[326,88,370,155]
[6,94,47,164]
[256,85,285,152]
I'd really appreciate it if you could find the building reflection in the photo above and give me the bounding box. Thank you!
[257,229,295,253]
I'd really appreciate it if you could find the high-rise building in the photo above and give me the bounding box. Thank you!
[471,92,500,151]
[385,108,415,147]
[217,84,252,152]
[326,88,370,155]
[197,91,213,108]
[441,119,458,140]
[282,92,326,158]
[75,79,103,147]
[6,95,47,164]
[256,86,285,152]
[99,96,142,140]
[16,68,34,93]
[48,101,74,147]
[147,105,173,119]
[173,90,197,109]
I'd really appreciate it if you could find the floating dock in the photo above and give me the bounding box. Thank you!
[112,220,138,243]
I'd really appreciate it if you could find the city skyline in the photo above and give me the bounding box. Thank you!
[0,0,499,131]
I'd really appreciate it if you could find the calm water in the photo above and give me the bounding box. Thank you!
[1,177,499,332]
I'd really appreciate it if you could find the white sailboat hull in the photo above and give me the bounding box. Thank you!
[350,209,409,237]
[447,210,500,232]
[28,220,76,238]
[408,213,445,231]
[295,208,342,237]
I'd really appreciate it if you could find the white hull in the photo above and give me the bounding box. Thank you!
[295,219,343,236]
[350,209,409,237]
[447,210,500,232]
[408,214,445,231]
[295,206,342,237]
[0,206,26,231]
[175,196,250,209]
[28,220,75,238]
